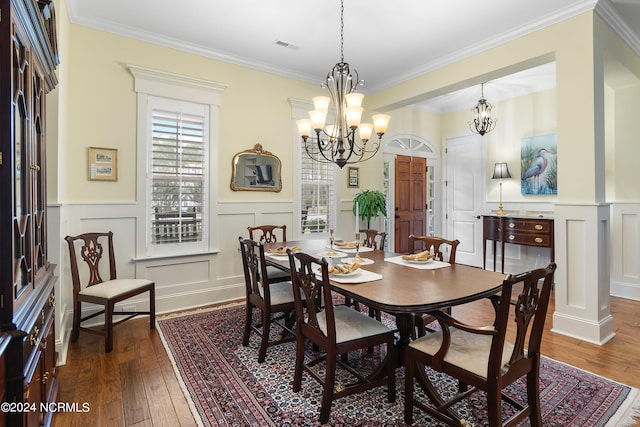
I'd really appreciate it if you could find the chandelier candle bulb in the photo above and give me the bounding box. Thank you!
[345,93,364,107]
[355,203,360,233]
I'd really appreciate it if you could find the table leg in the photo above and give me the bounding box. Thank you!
[394,313,414,366]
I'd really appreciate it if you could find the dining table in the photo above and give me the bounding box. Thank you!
[263,238,507,360]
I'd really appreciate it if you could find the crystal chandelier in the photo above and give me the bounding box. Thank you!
[296,0,390,169]
[469,83,497,136]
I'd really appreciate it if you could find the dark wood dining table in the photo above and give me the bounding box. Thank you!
[264,239,507,357]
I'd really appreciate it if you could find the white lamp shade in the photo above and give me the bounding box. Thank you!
[492,162,512,179]
[358,123,373,141]
[296,119,312,137]
[312,96,330,113]
[372,114,390,134]
[309,110,327,131]
[346,106,363,128]
[345,93,364,108]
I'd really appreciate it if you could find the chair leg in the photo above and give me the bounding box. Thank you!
[242,302,253,347]
[72,301,81,342]
[526,369,542,426]
[319,351,337,424]
[106,302,115,353]
[486,385,502,427]
[386,341,396,403]
[149,286,156,329]
[258,308,270,363]
[293,335,305,393]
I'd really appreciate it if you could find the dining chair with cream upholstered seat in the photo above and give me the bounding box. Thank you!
[404,263,557,427]
[239,237,298,363]
[287,249,396,424]
[65,231,155,353]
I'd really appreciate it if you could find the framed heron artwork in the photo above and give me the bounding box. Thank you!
[521,134,557,195]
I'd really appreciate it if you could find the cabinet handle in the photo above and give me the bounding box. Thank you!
[508,223,515,228]
[42,308,46,324]
[30,164,41,171]
[535,237,543,243]
[48,294,55,307]
[29,326,40,346]
[43,371,49,384]
[534,224,543,230]
[508,235,515,240]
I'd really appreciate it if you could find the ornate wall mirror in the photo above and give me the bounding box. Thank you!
[230,144,282,192]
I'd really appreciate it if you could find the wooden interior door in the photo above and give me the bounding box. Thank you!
[394,155,426,253]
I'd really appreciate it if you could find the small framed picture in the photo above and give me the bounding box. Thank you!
[348,167,359,188]
[88,147,118,181]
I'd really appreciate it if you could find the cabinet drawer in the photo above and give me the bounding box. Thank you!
[505,232,551,247]
[504,219,552,233]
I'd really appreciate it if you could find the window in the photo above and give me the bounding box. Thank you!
[300,148,336,235]
[149,100,207,245]
[129,65,226,257]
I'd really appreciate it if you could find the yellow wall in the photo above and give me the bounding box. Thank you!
[58,22,320,204]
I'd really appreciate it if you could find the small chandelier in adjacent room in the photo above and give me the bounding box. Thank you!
[296,0,390,169]
[469,83,497,136]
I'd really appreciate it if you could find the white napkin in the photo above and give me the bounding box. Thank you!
[325,245,374,254]
[384,255,450,270]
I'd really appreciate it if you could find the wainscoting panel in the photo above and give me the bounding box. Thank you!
[611,203,640,300]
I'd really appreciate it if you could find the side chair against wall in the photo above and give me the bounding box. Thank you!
[65,232,155,353]
[404,263,557,427]
[238,237,297,363]
[287,249,396,424]
[408,235,460,337]
[247,224,289,283]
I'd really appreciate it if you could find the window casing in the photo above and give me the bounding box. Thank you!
[129,65,226,257]
[300,147,336,235]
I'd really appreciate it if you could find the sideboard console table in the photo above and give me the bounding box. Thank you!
[482,215,554,273]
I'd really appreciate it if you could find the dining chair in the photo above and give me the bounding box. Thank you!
[247,224,290,283]
[238,237,298,363]
[408,235,459,263]
[361,229,387,250]
[287,249,396,424]
[65,231,155,353]
[344,229,388,319]
[404,263,557,427]
[409,235,460,337]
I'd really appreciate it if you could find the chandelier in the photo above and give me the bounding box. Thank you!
[469,83,497,136]
[296,0,390,169]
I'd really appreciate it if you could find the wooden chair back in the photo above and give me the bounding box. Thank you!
[66,231,117,293]
[360,229,387,250]
[238,237,272,304]
[247,224,287,244]
[408,235,459,264]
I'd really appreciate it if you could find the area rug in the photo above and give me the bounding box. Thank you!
[157,302,640,426]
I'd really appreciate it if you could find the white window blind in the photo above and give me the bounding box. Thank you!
[300,148,335,234]
[150,107,207,245]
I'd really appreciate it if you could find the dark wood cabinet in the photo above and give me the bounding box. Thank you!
[483,215,554,273]
[1,0,59,425]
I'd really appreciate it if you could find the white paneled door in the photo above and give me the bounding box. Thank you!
[445,134,484,267]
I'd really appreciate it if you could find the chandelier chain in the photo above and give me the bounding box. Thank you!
[340,0,344,62]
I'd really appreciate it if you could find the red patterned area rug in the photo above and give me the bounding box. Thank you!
[157,303,640,427]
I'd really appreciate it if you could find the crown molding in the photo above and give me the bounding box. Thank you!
[595,0,640,56]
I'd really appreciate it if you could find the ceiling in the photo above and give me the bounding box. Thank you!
[66,0,640,112]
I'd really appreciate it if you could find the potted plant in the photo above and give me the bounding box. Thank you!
[353,190,387,229]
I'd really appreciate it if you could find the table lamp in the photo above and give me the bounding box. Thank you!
[492,162,511,215]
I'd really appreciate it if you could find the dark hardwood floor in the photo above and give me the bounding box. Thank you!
[52,294,640,426]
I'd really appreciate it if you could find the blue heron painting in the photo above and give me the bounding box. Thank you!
[521,134,557,195]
